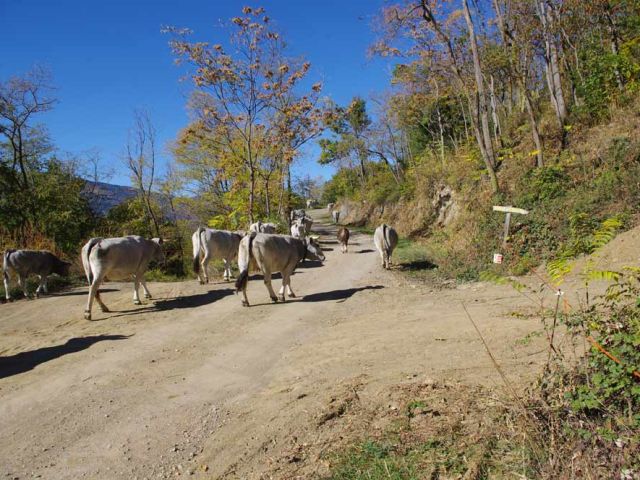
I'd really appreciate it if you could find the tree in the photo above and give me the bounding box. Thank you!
[0,67,56,240]
[319,97,372,183]
[125,109,161,238]
[166,6,324,223]
[373,1,500,192]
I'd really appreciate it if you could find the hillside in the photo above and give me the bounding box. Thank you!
[82,181,138,216]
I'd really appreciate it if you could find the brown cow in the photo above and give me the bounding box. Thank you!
[337,227,350,253]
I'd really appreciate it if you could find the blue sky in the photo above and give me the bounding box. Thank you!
[0,0,395,186]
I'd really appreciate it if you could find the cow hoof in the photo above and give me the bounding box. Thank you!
[134,300,142,305]
[144,294,152,299]
[241,300,250,307]
[100,307,110,313]
[270,296,278,303]
[288,293,296,298]
[84,311,92,321]
[278,296,286,303]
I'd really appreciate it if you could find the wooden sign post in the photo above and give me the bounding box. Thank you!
[492,206,529,248]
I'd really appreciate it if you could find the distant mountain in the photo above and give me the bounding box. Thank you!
[82,181,197,223]
[82,181,138,216]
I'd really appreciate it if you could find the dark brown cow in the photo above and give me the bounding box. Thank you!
[337,227,350,253]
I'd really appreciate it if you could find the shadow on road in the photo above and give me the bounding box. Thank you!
[52,288,119,297]
[298,260,324,269]
[301,285,384,303]
[153,288,235,310]
[399,259,438,271]
[0,335,131,379]
[356,249,375,254]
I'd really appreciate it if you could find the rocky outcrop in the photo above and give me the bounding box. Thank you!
[336,185,459,236]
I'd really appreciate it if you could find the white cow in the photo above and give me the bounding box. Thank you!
[332,210,340,224]
[3,249,71,300]
[290,209,306,222]
[235,232,325,306]
[82,236,164,320]
[192,227,242,283]
[249,221,277,234]
[290,220,306,239]
[373,224,399,269]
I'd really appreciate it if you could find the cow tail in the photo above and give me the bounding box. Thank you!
[192,227,205,274]
[3,249,14,280]
[83,238,102,285]
[382,224,391,256]
[235,232,256,293]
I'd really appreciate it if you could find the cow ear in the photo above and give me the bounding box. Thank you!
[158,238,164,245]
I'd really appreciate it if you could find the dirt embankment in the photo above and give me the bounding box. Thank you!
[333,185,460,237]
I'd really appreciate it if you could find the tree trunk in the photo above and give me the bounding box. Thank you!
[523,87,544,168]
[604,2,624,91]
[537,0,568,130]
[490,75,502,147]
[248,168,255,224]
[462,0,499,193]
[264,178,271,218]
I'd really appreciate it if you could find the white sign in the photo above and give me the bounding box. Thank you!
[492,206,529,215]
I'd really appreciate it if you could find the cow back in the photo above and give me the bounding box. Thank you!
[4,250,61,276]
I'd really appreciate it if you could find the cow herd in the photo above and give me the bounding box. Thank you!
[2,207,399,318]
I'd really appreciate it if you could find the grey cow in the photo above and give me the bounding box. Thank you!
[290,209,306,222]
[290,219,306,239]
[249,221,277,234]
[82,236,164,320]
[3,249,71,300]
[192,227,242,283]
[235,232,325,306]
[373,224,398,269]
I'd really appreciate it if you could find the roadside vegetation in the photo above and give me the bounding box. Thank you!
[313,3,640,474]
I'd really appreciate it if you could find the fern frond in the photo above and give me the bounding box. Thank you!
[585,270,621,282]
[479,270,508,285]
[590,216,623,252]
[547,257,574,285]
[479,271,527,292]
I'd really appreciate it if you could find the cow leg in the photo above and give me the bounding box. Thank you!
[18,275,29,298]
[379,250,386,268]
[140,277,152,299]
[201,253,210,284]
[285,275,296,298]
[263,270,278,303]
[35,275,47,298]
[3,271,11,301]
[132,276,142,305]
[42,277,49,294]
[277,275,287,303]
[95,290,109,312]
[240,281,250,307]
[85,273,108,320]
[223,259,232,281]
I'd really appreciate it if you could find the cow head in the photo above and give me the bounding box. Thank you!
[304,236,325,263]
[151,238,166,265]
[54,259,72,277]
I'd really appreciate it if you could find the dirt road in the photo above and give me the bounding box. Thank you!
[0,211,551,479]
